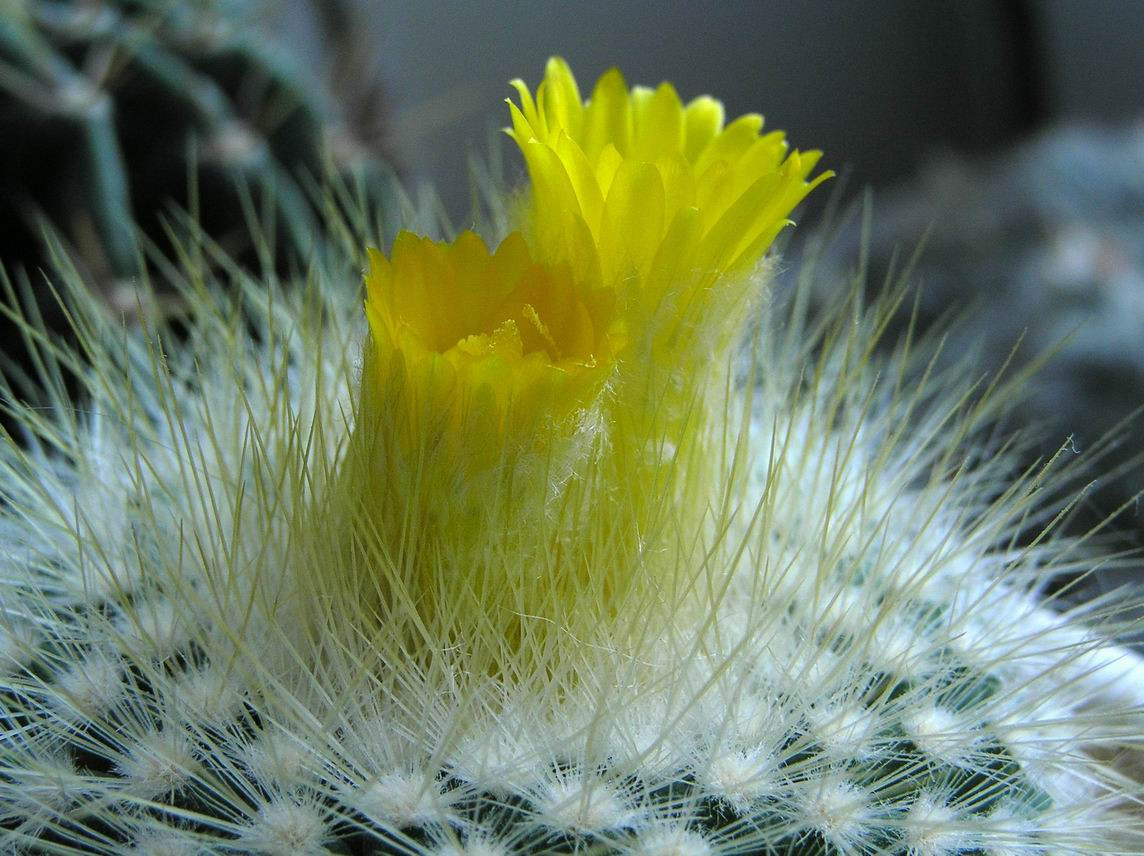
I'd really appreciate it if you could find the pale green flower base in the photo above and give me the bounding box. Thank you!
[1,222,1142,855]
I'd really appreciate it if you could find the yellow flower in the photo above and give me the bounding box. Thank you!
[344,229,630,671]
[339,62,831,670]
[363,229,618,457]
[507,57,832,310]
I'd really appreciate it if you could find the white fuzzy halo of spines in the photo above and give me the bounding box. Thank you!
[0,202,1141,854]
[239,795,331,855]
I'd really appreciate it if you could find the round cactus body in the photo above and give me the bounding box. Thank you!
[1,56,1142,856]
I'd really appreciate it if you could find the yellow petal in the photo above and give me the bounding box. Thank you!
[631,81,684,162]
[643,206,703,315]
[599,160,666,284]
[683,95,725,162]
[628,85,655,135]
[385,233,439,348]
[521,139,582,234]
[505,99,538,146]
[582,67,630,160]
[725,218,791,273]
[595,143,624,199]
[737,131,790,183]
[654,153,697,222]
[693,113,764,175]
[695,170,785,270]
[555,132,606,239]
[483,233,534,328]
[540,56,584,140]
[791,149,825,179]
[694,159,737,222]
[451,231,504,334]
[508,78,541,135]
[561,211,604,293]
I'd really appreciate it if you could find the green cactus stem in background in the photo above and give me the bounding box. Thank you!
[0,0,397,284]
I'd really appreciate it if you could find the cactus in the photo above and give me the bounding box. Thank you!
[1,57,1142,856]
[0,0,395,285]
[818,123,1144,596]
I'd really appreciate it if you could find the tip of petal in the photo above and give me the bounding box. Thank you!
[546,56,573,77]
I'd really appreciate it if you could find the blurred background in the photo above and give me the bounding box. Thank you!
[353,0,1142,218]
[2,0,1142,602]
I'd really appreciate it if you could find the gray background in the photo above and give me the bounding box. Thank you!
[339,0,1144,219]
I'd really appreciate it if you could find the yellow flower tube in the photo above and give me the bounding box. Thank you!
[505,58,833,493]
[327,229,629,673]
[362,229,619,467]
[329,59,830,679]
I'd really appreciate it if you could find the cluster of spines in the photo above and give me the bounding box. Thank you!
[0,585,1072,856]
